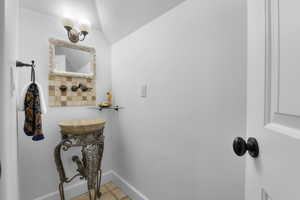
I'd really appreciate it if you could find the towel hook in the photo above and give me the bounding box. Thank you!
[31,61,35,83]
[16,60,35,68]
[16,60,36,83]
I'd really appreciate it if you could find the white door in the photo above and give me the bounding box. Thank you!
[0,0,19,199]
[246,0,300,199]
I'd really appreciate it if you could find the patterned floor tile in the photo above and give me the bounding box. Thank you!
[71,182,131,200]
[101,192,117,200]
[111,188,127,199]
[105,182,118,191]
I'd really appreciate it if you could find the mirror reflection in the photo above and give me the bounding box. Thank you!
[54,46,92,74]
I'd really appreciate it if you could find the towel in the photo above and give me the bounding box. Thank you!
[18,82,47,114]
[23,83,45,141]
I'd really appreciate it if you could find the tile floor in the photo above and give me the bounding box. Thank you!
[71,182,131,200]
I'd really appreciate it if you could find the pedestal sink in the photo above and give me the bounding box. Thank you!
[54,118,106,200]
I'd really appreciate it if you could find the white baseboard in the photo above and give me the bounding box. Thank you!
[33,171,114,200]
[110,171,149,200]
[33,170,149,200]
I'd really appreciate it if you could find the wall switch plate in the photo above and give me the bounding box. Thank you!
[10,66,16,97]
[141,84,147,98]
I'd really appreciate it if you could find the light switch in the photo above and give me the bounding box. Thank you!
[141,84,147,98]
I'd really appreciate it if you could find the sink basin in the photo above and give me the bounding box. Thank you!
[59,118,106,135]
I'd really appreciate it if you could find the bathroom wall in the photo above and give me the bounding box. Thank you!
[111,0,246,199]
[17,8,112,200]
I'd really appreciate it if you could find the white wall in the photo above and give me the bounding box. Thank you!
[17,8,112,200]
[111,0,246,199]
[0,0,20,199]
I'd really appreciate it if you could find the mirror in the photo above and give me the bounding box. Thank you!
[49,38,96,78]
[54,46,91,74]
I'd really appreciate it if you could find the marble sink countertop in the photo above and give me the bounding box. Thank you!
[59,118,106,135]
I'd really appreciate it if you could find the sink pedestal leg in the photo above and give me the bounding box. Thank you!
[59,182,65,200]
[83,143,104,200]
[54,129,105,200]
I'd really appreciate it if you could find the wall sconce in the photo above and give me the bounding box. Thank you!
[62,18,90,43]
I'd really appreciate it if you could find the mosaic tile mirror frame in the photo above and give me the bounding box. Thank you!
[48,38,96,107]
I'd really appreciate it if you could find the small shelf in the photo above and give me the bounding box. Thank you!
[98,105,123,111]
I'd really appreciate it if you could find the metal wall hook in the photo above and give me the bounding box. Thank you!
[16,60,35,68]
[59,85,68,92]
[16,60,37,83]
[71,83,92,92]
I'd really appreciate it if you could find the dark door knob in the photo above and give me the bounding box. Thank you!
[233,137,259,158]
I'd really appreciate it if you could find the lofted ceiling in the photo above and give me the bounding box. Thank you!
[95,0,186,43]
[20,0,186,43]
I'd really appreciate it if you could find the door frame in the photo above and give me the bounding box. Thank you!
[0,0,20,199]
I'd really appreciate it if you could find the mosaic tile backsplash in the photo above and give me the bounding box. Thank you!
[48,75,96,107]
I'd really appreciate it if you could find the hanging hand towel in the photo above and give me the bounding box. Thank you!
[23,82,44,141]
[18,82,47,114]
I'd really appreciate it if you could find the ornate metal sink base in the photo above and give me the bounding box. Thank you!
[54,128,105,200]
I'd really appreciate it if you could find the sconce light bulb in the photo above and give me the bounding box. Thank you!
[62,17,74,29]
[79,22,91,33]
